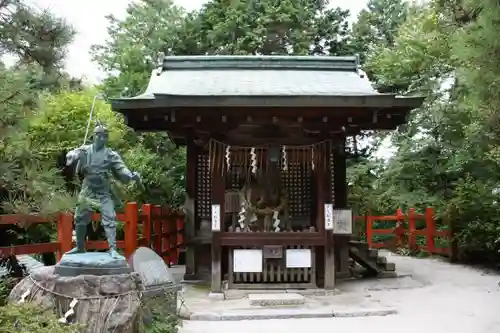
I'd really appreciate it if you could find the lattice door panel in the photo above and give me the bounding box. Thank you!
[196,152,211,219]
[281,162,312,219]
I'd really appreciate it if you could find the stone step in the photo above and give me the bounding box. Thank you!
[376,256,387,265]
[249,293,305,306]
[368,249,379,258]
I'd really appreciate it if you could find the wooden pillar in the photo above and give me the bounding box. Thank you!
[184,139,197,280]
[320,141,335,289]
[210,143,225,293]
[333,139,350,279]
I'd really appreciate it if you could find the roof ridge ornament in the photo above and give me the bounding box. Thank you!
[156,52,165,76]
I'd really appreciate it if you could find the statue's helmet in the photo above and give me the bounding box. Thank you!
[93,120,109,135]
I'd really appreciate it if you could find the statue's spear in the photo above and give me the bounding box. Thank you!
[72,93,104,175]
[83,93,104,145]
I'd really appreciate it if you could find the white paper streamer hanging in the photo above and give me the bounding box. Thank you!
[311,146,315,170]
[58,298,78,324]
[282,145,288,171]
[18,288,31,304]
[250,147,257,174]
[225,145,231,170]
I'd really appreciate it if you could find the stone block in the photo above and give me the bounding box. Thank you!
[248,293,305,306]
[208,292,225,300]
[384,262,396,271]
[376,256,387,265]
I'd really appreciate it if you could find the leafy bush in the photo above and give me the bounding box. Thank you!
[140,295,181,333]
[0,277,19,306]
[0,302,81,333]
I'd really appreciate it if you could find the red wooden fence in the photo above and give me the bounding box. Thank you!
[357,207,451,256]
[0,204,449,264]
[0,202,184,264]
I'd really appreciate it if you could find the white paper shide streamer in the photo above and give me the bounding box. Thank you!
[311,146,315,170]
[18,288,31,304]
[58,298,79,324]
[282,145,288,171]
[225,145,231,170]
[250,147,257,174]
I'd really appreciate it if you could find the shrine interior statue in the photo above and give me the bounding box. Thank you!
[236,160,290,232]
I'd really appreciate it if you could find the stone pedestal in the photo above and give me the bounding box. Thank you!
[9,264,142,333]
[55,252,131,277]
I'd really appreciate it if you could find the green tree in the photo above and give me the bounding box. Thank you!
[186,0,350,56]
[350,0,410,64]
[358,0,500,264]
[91,0,185,98]
[27,90,185,206]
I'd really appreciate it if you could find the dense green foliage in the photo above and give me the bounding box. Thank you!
[0,302,81,333]
[351,0,500,265]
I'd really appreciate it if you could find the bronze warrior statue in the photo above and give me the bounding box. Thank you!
[65,121,141,259]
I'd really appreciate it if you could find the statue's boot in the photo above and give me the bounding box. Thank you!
[104,226,123,259]
[65,224,87,255]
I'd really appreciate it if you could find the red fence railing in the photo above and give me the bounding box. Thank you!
[0,202,184,264]
[356,207,451,256]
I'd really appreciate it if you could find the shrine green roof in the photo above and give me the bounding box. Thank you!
[111,55,423,109]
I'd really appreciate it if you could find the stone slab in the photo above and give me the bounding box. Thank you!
[55,252,131,276]
[249,293,305,306]
[208,292,225,300]
[188,306,397,321]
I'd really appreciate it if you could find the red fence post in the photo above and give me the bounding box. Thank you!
[425,207,436,255]
[153,205,162,254]
[162,206,173,264]
[407,208,417,250]
[141,204,152,247]
[176,213,183,265]
[395,208,405,247]
[57,213,73,261]
[124,202,138,258]
[366,210,373,248]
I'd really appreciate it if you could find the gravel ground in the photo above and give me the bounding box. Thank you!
[180,251,500,333]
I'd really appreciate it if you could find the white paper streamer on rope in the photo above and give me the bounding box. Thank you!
[311,146,315,170]
[225,145,231,170]
[250,147,257,174]
[18,288,31,304]
[282,145,288,171]
[58,298,79,324]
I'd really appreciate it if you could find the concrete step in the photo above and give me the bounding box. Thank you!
[376,256,387,265]
[368,249,379,258]
[249,293,305,306]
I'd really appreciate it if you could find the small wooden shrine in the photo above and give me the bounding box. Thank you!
[111,55,423,292]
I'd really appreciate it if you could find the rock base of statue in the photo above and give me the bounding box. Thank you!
[8,266,143,333]
[55,252,131,277]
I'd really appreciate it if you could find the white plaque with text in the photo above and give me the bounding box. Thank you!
[233,249,263,273]
[333,209,353,234]
[286,249,312,268]
[324,203,334,230]
[211,204,221,231]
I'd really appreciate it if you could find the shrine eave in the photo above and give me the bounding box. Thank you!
[111,94,424,110]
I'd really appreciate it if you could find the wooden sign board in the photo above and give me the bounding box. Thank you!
[333,209,353,235]
[233,249,263,273]
[285,249,311,268]
[263,246,283,259]
[324,203,334,230]
[211,204,221,231]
